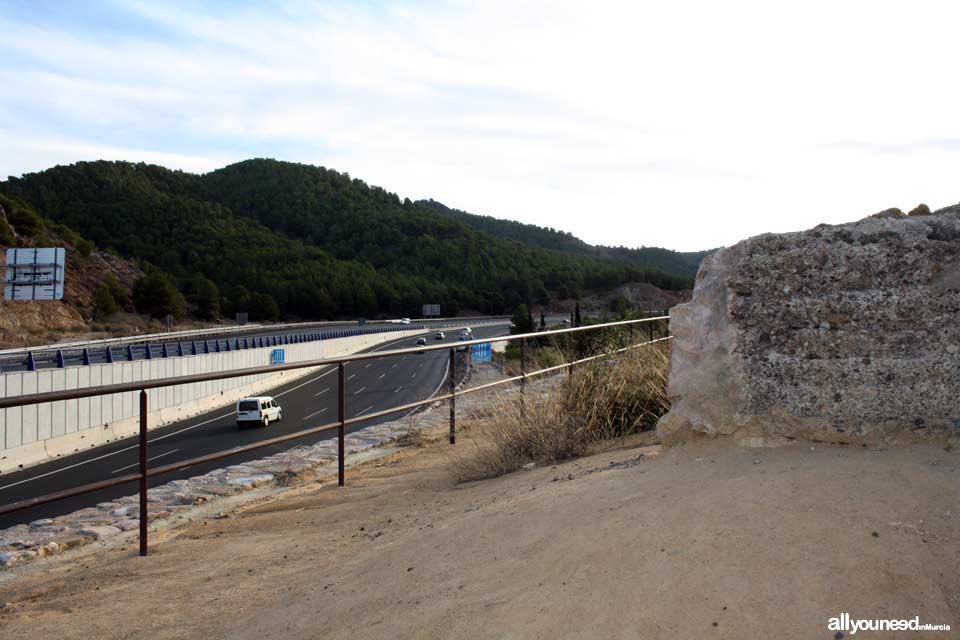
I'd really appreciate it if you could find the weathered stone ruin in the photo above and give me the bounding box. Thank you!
[658,204,960,447]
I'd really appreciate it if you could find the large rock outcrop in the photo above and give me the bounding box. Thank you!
[658,204,960,447]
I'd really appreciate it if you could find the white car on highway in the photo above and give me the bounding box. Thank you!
[435,331,445,340]
[236,396,282,427]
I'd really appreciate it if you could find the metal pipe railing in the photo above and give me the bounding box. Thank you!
[0,316,671,556]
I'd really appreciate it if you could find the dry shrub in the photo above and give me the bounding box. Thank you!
[395,428,425,448]
[455,342,670,481]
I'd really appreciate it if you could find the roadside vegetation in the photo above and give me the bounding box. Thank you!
[455,338,671,481]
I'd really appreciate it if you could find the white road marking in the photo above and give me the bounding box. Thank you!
[394,386,403,393]
[0,408,237,492]
[357,405,374,416]
[377,373,385,380]
[0,332,448,492]
[275,367,336,398]
[353,386,366,395]
[314,387,330,396]
[111,449,179,474]
[364,363,371,368]
[411,372,417,379]
[347,374,356,381]
[302,407,328,421]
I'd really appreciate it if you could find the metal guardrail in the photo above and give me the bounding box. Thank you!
[0,317,510,373]
[0,315,513,356]
[0,316,670,557]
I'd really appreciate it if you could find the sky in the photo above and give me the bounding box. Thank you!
[1,0,958,251]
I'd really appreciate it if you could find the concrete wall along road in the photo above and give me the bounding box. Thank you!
[0,329,427,473]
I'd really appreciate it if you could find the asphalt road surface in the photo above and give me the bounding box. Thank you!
[0,324,511,528]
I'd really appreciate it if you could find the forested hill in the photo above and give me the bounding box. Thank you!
[419,199,712,278]
[0,159,703,320]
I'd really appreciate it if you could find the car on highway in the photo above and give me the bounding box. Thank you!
[435,331,445,340]
[400,318,411,325]
[236,396,282,427]
[416,337,427,346]
[460,326,473,336]
[456,335,470,351]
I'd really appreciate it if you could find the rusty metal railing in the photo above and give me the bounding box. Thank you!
[0,316,670,556]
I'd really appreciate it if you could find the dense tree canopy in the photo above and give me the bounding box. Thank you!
[0,159,699,320]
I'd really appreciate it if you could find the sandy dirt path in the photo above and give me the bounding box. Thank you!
[0,427,956,639]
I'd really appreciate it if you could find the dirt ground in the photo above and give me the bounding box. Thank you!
[0,426,956,640]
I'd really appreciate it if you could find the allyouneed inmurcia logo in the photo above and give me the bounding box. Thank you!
[827,613,951,635]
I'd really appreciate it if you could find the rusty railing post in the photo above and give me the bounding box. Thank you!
[449,348,456,445]
[138,389,148,556]
[648,320,654,342]
[338,362,345,487]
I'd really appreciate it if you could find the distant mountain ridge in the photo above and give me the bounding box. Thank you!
[418,199,711,278]
[0,158,707,320]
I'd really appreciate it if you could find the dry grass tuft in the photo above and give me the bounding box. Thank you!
[454,342,670,481]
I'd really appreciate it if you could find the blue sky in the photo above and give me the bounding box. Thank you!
[2,0,959,251]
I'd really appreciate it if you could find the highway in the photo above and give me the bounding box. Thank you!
[0,318,502,372]
[0,323,511,529]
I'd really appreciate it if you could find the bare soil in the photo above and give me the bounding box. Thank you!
[0,428,956,639]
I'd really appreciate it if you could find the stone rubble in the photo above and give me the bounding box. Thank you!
[0,362,528,570]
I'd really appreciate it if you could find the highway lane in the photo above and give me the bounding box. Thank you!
[0,324,510,528]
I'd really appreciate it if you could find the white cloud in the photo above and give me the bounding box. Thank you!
[1,0,959,250]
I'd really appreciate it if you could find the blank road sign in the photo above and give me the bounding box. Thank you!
[4,247,66,301]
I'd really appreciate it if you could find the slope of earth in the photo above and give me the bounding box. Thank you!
[0,424,955,639]
[0,200,143,348]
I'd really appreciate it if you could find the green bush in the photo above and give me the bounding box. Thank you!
[93,283,119,318]
[0,194,42,237]
[188,276,221,321]
[0,217,13,245]
[132,271,187,320]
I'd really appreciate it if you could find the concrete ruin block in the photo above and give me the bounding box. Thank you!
[658,204,960,447]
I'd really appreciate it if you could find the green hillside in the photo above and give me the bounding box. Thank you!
[0,159,701,320]
[419,199,711,278]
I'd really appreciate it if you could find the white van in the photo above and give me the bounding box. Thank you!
[237,396,282,427]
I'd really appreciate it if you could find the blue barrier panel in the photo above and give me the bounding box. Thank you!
[82,348,91,366]
[177,342,184,357]
[106,346,114,363]
[161,344,169,358]
[127,345,134,361]
[145,344,152,360]
[56,350,65,368]
[270,348,285,365]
